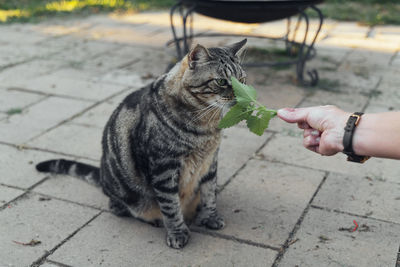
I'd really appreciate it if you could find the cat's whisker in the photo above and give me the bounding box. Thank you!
[191,103,219,122]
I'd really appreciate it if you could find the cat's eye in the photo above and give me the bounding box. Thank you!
[215,78,228,87]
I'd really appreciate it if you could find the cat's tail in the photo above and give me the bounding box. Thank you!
[36,159,100,187]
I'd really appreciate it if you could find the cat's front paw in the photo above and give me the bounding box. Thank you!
[166,226,190,249]
[196,214,225,230]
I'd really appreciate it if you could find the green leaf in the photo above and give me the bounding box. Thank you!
[218,104,251,129]
[246,115,269,136]
[231,77,257,107]
[218,77,277,136]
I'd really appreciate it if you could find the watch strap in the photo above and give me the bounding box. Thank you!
[343,112,370,163]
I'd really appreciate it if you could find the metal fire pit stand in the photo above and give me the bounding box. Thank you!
[167,1,324,86]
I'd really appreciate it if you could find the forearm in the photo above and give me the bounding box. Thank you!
[352,112,400,159]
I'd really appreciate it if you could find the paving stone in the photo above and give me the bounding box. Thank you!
[7,72,127,102]
[259,134,400,183]
[279,208,400,267]
[318,66,380,94]
[0,59,67,86]
[216,159,325,247]
[218,127,271,186]
[73,23,171,47]
[49,212,277,266]
[343,49,394,68]
[367,78,400,108]
[320,36,399,53]
[0,144,75,189]
[328,22,369,39]
[0,97,92,144]
[51,39,122,62]
[72,91,131,129]
[29,123,102,160]
[313,172,400,223]
[364,102,396,113]
[33,173,109,211]
[299,89,368,112]
[0,87,45,113]
[0,193,99,267]
[0,185,25,205]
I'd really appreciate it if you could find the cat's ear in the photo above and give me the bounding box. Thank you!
[188,44,211,69]
[227,38,247,57]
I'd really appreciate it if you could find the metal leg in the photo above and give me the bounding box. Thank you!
[170,1,183,59]
[296,5,323,86]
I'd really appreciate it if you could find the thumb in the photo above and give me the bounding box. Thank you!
[277,108,310,123]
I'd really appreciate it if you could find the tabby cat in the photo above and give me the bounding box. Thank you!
[36,39,247,249]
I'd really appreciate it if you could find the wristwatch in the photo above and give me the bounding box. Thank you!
[342,112,370,163]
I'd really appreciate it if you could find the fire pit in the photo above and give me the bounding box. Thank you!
[169,0,324,86]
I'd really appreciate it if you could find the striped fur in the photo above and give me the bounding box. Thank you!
[36,39,247,249]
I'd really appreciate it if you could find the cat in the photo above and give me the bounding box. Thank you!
[36,39,247,249]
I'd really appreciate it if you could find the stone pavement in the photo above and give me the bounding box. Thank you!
[0,10,399,267]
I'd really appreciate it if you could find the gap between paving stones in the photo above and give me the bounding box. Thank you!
[45,259,74,267]
[0,141,100,162]
[31,211,103,267]
[361,77,383,112]
[218,93,309,191]
[0,176,50,211]
[218,132,277,193]
[26,86,134,143]
[271,171,329,267]
[7,87,98,103]
[310,205,400,227]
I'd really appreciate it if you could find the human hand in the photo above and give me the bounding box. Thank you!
[277,105,351,156]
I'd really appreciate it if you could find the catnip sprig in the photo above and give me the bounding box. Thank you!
[218,77,277,136]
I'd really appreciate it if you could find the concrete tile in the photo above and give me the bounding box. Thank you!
[0,59,67,86]
[33,173,109,211]
[0,97,92,144]
[52,39,122,61]
[279,208,400,267]
[216,159,325,247]
[218,127,271,186]
[314,172,400,223]
[344,49,394,68]
[72,91,130,129]
[259,134,400,183]
[0,193,99,267]
[255,83,306,111]
[49,212,277,266]
[318,67,380,94]
[7,73,127,102]
[367,79,400,108]
[364,102,396,113]
[320,36,399,53]
[0,88,45,113]
[0,144,75,189]
[328,22,369,38]
[299,90,368,112]
[0,185,25,205]
[28,123,102,160]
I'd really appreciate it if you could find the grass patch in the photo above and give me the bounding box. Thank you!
[5,108,23,115]
[309,0,400,26]
[0,0,175,23]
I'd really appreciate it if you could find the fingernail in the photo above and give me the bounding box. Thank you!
[278,108,295,116]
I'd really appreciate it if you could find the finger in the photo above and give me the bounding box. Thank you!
[303,129,320,138]
[298,122,311,129]
[303,135,321,147]
[277,107,311,123]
